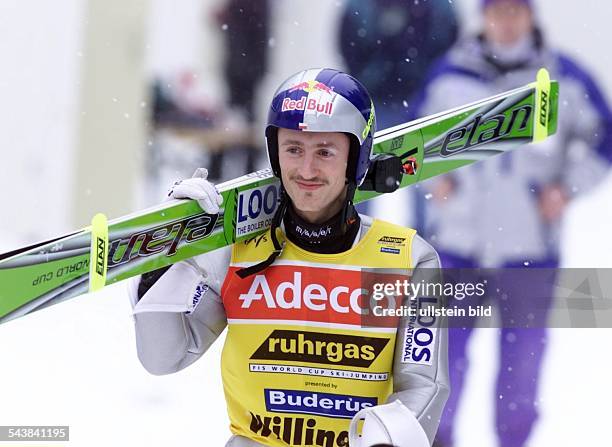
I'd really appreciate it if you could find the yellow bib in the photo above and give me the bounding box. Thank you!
[220,219,416,447]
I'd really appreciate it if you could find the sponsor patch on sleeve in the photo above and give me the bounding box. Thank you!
[401,326,437,365]
[187,282,209,314]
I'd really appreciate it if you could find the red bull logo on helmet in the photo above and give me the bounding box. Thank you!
[282,80,335,116]
[288,80,334,94]
[281,96,334,116]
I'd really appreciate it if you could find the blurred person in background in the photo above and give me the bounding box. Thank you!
[339,0,458,220]
[147,0,270,199]
[339,0,458,130]
[408,0,612,446]
[213,0,270,180]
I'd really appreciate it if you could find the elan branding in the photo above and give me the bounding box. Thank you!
[108,213,217,267]
[439,104,532,158]
[539,90,549,126]
[264,389,376,419]
[95,237,106,275]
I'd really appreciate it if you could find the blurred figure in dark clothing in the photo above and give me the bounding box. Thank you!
[340,0,458,130]
[340,0,458,219]
[212,0,270,179]
[218,0,269,123]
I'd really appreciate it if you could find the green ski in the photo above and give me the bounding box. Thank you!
[0,69,558,324]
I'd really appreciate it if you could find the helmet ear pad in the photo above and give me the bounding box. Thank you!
[265,126,281,178]
[345,133,361,187]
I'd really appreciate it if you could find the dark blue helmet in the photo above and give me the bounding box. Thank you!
[265,68,376,187]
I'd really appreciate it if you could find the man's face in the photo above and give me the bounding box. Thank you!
[277,128,350,224]
[484,0,534,46]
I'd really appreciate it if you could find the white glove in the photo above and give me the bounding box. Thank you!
[349,400,430,447]
[168,168,223,214]
[131,261,208,315]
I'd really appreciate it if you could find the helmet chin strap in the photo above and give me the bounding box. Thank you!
[341,182,358,232]
[235,181,358,279]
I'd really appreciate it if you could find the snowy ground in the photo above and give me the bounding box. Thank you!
[1,174,611,447]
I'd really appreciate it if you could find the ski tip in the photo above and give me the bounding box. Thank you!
[537,67,551,84]
[89,213,109,293]
[533,68,552,143]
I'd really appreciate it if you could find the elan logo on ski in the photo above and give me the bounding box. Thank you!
[107,213,218,268]
[439,103,532,158]
[540,90,549,126]
[95,237,106,275]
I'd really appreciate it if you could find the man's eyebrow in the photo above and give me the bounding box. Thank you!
[279,139,338,148]
[279,139,305,146]
[315,141,338,148]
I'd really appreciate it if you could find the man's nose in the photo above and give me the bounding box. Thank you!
[297,152,318,179]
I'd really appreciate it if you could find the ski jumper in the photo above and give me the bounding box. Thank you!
[130,215,449,446]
